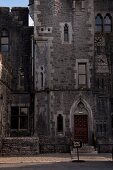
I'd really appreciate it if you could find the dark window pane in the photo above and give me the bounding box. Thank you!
[11,117,18,129]
[11,107,19,116]
[20,75,24,87]
[20,116,28,129]
[96,15,102,25]
[1,45,8,52]
[95,15,103,32]
[1,29,8,36]
[64,24,69,42]
[57,114,63,132]
[41,72,43,88]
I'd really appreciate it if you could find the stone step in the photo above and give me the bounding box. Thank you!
[71,146,98,154]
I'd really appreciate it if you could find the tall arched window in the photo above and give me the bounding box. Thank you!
[95,14,103,32]
[64,24,69,42]
[0,28,9,52]
[104,14,112,32]
[57,114,63,132]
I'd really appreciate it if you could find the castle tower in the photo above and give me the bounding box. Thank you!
[29,0,113,146]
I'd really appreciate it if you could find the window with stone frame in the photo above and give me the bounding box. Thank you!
[39,66,45,89]
[95,14,103,32]
[0,28,9,52]
[78,63,87,88]
[40,67,44,88]
[60,22,72,44]
[97,98,107,114]
[96,77,105,90]
[64,24,69,42]
[18,66,25,90]
[104,14,112,32]
[57,114,63,133]
[11,106,29,130]
[96,123,106,136]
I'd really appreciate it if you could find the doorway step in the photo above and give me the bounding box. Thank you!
[71,146,98,155]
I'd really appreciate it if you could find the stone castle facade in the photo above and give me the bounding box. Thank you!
[0,7,39,155]
[0,0,113,155]
[29,0,113,147]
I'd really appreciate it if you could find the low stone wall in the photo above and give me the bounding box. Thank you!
[0,137,39,156]
[97,137,113,153]
[97,144,113,153]
[39,136,70,153]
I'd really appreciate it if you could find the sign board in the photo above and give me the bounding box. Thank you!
[73,141,82,148]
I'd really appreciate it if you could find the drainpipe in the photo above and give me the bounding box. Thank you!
[31,34,35,136]
[72,0,76,55]
[71,0,76,137]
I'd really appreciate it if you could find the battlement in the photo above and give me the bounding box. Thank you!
[11,7,29,26]
[0,7,10,14]
[0,7,29,26]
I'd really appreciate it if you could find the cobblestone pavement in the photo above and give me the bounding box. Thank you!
[0,153,112,170]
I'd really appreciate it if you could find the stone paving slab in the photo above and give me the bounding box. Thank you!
[0,153,112,164]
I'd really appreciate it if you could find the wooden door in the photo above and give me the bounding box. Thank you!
[74,115,88,143]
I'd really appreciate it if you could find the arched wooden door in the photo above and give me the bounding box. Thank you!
[74,115,88,143]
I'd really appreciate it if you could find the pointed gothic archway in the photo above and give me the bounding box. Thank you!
[70,98,93,145]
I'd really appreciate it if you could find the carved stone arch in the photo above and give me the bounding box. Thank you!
[70,97,93,144]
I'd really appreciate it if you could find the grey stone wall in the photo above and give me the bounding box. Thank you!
[29,0,113,146]
[0,7,33,137]
[32,0,95,138]
[0,137,39,156]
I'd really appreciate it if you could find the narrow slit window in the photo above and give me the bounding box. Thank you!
[64,24,69,42]
[40,66,44,89]
[41,72,43,88]
[57,114,63,132]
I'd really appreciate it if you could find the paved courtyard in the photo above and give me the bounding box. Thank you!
[0,153,112,170]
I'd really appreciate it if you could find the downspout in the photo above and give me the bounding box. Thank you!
[31,34,35,136]
[72,0,76,57]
